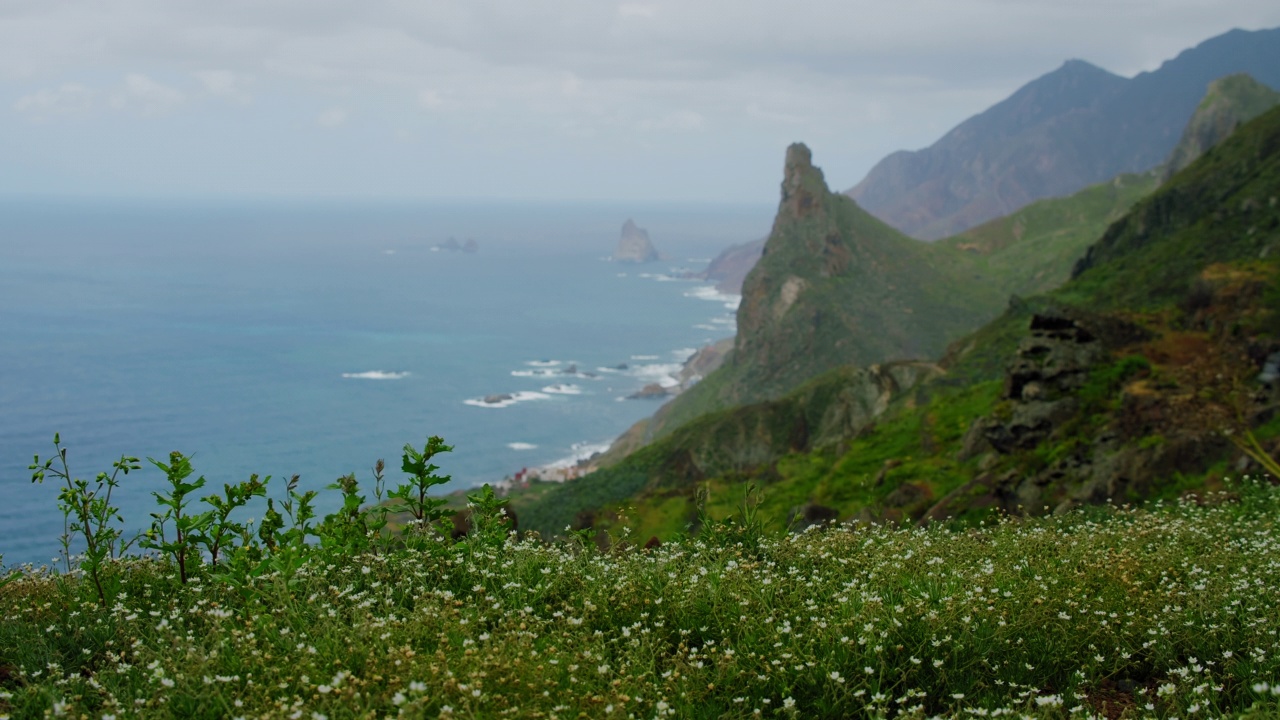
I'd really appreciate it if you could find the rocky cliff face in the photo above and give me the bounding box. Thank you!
[696,238,765,294]
[848,27,1280,240]
[1162,73,1280,180]
[614,219,660,263]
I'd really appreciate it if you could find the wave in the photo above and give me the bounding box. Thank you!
[507,442,538,451]
[511,368,558,378]
[684,285,742,310]
[630,354,659,361]
[525,360,562,367]
[341,370,410,380]
[463,391,551,409]
[544,440,612,470]
[693,324,718,330]
[542,383,583,395]
[632,361,684,388]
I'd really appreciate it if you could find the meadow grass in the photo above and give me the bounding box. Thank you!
[3,469,1280,719]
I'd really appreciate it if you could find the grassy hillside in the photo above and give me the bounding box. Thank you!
[4,468,1280,719]
[935,172,1160,300]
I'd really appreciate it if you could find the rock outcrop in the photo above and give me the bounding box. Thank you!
[1162,73,1280,180]
[614,219,660,263]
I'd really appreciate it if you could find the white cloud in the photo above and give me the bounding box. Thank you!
[13,82,94,117]
[316,106,348,127]
[195,69,252,103]
[109,73,184,115]
[560,73,582,96]
[638,109,704,132]
[1,1,1278,199]
[418,89,444,109]
[617,3,657,18]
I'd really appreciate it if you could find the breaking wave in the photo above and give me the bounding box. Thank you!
[341,370,410,380]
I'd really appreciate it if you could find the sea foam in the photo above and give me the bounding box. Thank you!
[341,370,410,380]
[464,391,551,409]
[684,285,742,310]
[542,383,583,395]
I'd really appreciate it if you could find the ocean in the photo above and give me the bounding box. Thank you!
[0,198,774,568]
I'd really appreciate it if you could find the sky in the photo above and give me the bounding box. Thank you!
[3,1,1279,203]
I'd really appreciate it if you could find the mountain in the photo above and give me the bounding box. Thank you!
[1162,73,1280,179]
[516,105,1280,542]
[644,143,1005,436]
[847,27,1280,240]
[694,238,765,294]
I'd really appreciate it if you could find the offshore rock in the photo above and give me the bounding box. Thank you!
[614,219,660,263]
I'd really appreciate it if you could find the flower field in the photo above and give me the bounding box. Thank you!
[3,479,1280,719]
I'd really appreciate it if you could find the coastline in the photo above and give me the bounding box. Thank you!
[494,332,738,494]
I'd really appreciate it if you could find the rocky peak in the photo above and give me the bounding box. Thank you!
[1162,73,1280,180]
[779,143,826,219]
[613,219,660,263]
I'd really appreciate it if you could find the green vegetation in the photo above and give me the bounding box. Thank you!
[5,438,1280,718]
[1164,74,1280,179]
[935,172,1159,300]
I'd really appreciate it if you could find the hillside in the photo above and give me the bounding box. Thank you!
[631,144,1005,442]
[519,105,1280,542]
[1162,73,1280,179]
[847,27,1280,240]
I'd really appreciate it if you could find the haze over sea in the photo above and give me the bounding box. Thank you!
[0,198,772,567]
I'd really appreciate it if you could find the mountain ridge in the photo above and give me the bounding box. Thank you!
[847,26,1280,240]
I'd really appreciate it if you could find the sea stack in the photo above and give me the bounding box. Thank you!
[613,219,660,263]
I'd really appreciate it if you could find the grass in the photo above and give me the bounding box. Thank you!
[5,463,1280,718]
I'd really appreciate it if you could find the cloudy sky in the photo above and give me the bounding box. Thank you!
[3,1,1279,203]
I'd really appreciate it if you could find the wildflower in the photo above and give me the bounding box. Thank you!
[392,692,406,706]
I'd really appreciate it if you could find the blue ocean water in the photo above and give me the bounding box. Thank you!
[0,198,773,567]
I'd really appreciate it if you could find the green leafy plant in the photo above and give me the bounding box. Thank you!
[388,436,456,540]
[194,473,268,566]
[29,433,141,605]
[318,460,392,554]
[256,474,319,592]
[460,483,514,549]
[140,451,210,585]
[694,481,769,551]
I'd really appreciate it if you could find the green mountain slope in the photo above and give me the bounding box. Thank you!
[935,172,1159,299]
[519,105,1280,542]
[1163,73,1280,179]
[643,144,1005,438]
